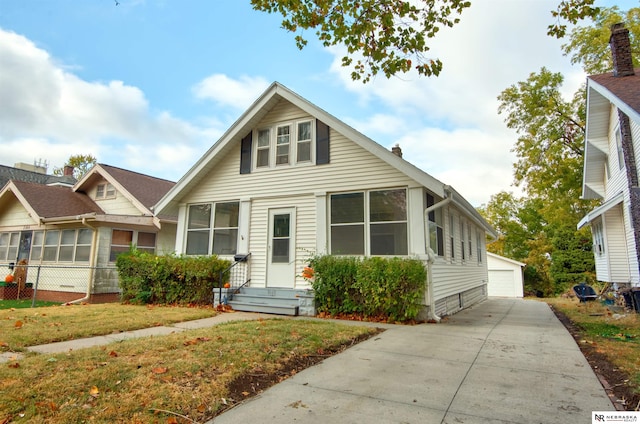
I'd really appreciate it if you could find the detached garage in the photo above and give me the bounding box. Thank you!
[487,253,525,298]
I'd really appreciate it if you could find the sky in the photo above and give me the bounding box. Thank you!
[0,0,634,206]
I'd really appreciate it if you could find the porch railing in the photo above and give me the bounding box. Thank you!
[215,253,251,306]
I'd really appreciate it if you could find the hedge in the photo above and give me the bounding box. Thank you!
[115,249,230,305]
[308,255,426,322]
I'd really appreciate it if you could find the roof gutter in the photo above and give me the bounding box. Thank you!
[68,217,98,304]
[423,189,453,323]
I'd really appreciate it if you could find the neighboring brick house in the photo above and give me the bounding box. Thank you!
[579,23,640,289]
[0,164,177,302]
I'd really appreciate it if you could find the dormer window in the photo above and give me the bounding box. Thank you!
[96,183,116,199]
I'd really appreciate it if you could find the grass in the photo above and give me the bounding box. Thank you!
[0,303,218,352]
[0,318,377,423]
[0,299,59,309]
[546,298,640,391]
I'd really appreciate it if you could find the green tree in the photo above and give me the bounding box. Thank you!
[252,0,601,83]
[486,6,639,295]
[562,7,640,74]
[53,154,97,180]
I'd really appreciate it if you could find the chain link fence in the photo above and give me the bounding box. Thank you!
[1,263,120,306]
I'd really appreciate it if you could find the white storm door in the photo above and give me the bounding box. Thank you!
[266,208,296,288]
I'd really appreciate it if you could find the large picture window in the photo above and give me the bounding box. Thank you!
[330,189,407,256]
[185,202,239,256]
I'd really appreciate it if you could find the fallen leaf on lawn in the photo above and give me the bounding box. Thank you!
[242,391,250,396]
[0,341,8,347]
[108,350,118,357]
[152,367,168,374]
[197,404,206,413]
[8,362,19,368]
[167,417,178,424]
[14,320,23,329]
[89,386,99,397]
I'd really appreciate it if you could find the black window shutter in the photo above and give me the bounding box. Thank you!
[316,119,330,165]
[240,132,252,174]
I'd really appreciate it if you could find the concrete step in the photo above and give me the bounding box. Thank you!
[230,293,299,308]
[228,301,299,316]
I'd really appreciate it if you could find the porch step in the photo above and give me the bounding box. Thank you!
[226,287,309,316]
[227,301,299,316]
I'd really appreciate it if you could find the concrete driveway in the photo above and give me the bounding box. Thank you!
[211,298,614,423]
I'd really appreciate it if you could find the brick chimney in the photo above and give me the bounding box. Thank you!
[391,143,403,158]
[63,165,74,176]
[610,23,635,77]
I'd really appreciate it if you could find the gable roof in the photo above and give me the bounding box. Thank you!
[0,164,76,189]
[588,70,640,123]
[583,69,640,200]
[1,180,103,222]
[154,82,493,234]
[75,164,176,219]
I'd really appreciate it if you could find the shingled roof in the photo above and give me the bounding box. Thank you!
[0,164,76,189]
[93,164,175,211]
[10,180,103,219]
[589,69,640,116]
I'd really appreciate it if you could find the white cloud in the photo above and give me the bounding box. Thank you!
[192,74,270,110]
[0,28,212,179]
[325,0,581,206]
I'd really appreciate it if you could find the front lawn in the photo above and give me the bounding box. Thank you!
[0,303,218,352]
[0,319,378,423]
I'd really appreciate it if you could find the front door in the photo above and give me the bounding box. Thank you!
[266,208,296,288]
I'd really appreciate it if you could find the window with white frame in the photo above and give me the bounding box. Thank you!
[476,230,483,264]
[616,126,624,170]
[256,128,271,168]
[449,214,455,260]
[30,231,44,261]
[110,229,156,262]
[426,193,444,257]
[185,202,239,256]
[96,183,116,199]
[593,221,605,255]
[0,232,19,262]
[43,230,60,261]
[276,124,291,165]
[331,189,408,256]
[468,222,473,258]
[460,220,466,261]
[297,121,312,162]
[15,229,94,263]
[254,120,314,170]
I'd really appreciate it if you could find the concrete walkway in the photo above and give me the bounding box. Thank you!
[211,299,615,424]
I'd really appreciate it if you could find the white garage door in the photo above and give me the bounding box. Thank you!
[488,270,516,297]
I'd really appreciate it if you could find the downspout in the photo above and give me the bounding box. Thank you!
[423,189,453,323]
[68,217,98,304]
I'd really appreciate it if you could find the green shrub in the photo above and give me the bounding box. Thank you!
[116,249,230,305]
[309,255,426,322]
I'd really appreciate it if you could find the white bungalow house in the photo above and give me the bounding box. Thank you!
[0,164,177,302]
[155,82,497,319]
[578,23,640,289]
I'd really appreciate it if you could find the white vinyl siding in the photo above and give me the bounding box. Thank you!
[1,200,33,227]
[177,98,489,295]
